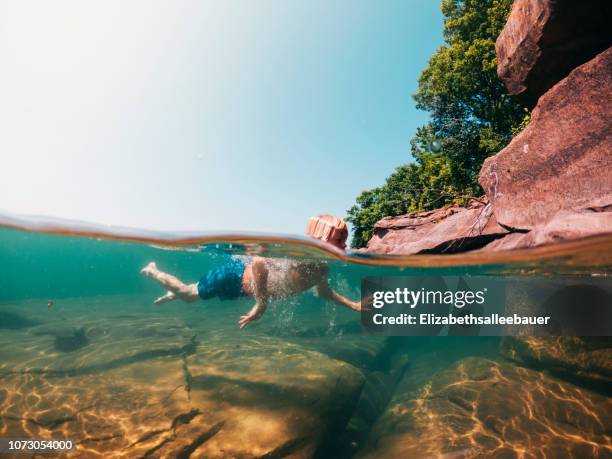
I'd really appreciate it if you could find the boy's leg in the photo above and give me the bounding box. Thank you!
[141,262,199,302]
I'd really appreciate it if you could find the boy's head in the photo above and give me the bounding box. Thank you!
[306,215,348,250]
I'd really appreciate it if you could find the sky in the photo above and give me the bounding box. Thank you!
[0,0,443,236]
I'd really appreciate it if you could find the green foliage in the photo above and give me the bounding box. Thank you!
[347,0,529,248]
[347,153,460,246]
[512,112,531,136]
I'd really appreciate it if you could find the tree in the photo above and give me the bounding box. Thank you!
[347,0,528,248]
[347,151,459,245]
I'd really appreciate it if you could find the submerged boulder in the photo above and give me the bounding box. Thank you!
[185,332,365,458]
[496,0,612,107]
[362,199,508,255]
[501,336,612,386]
[480,47,612,232]
[0,308,40,329]
[0,313,197,375]
[53,327,90,352]
[0,332,365,458]
[357,357,612,458]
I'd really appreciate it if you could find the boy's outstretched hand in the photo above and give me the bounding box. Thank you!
[238,303,265,329]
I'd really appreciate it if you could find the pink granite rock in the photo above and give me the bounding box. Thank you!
[496,0,612,107]
[480,47,612,231]
[363,199,508,255]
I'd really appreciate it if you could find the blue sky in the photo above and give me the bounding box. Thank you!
[0,1,443,235]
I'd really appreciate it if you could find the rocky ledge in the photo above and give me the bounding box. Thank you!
[479,47,612,235]
[496,0,611,108]
[361,198,508,255]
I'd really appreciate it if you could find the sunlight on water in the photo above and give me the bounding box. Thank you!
[0,214,610,458]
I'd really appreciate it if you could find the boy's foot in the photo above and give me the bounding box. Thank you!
[141,262,158,277]
[154,291,176,304]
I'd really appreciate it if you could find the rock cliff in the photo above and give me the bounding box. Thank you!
[496,0,612,107]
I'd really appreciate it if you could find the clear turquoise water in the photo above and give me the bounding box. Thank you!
[0,222,610,458]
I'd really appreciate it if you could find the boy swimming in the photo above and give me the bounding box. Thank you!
[141,215,362,328]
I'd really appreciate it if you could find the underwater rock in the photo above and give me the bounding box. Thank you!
[496,0,612,107]
[480,47,612,232]
[0,357,197,458]
[0,312,196,376]
[491,277,612,339]
[53,327,90,352]
[501,336,612,387]
[338,358,409,457]
[260,316,387,370]
[282,333,386,371]
[184,333,365,458]
[361,199,508,255]
[0,334,365,458]
[357,357,612,458]
[0,309,40,329]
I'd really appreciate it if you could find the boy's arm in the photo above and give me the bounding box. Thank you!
[316,278,362,312]
[239,258,269,328]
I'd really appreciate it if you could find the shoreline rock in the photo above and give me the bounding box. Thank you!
[361,199,508,255]
[480,210,612,251]
[480,46,612,233]
[496,0,612,107]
